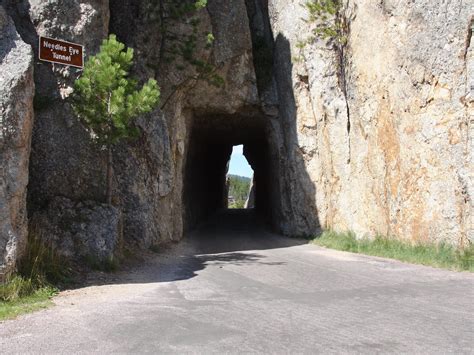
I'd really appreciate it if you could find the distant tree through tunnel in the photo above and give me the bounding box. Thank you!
[183,113,277,233]
[227,145,253,209]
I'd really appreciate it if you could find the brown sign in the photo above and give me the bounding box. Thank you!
[39,36,84,68]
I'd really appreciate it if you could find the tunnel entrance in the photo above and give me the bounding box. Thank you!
[183,113,275,232]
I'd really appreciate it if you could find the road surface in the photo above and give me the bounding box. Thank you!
[1,210,473,353]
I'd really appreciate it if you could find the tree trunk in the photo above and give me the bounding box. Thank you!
[106,146,113,205]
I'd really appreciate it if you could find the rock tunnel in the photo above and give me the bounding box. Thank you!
[183,112,278,232]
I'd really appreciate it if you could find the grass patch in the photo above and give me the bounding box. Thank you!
[0,285,57,320]
[311,231,473,272]
[0,231,71,321]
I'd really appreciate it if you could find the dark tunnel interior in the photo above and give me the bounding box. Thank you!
[183,113,276,232]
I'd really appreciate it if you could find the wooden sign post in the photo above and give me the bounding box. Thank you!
[39,36,84,69]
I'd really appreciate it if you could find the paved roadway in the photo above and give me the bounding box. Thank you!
[1,210,473,354]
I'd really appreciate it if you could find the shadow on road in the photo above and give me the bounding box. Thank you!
[83,209,307,286]
[190,209,307,253]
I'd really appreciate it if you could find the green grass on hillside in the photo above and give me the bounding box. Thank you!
[312,231,473,272]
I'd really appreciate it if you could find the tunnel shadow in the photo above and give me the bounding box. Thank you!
[269,33,321,237]
[188,209,308,253]
[79,209,308,287]
[145,209,307,283]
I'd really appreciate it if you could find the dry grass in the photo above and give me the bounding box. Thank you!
[0,232,71,320]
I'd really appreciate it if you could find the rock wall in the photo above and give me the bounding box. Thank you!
[2,0,123,264]
[0,5,34,281]
[22,0,110,208]
[31,197,122,263]
[1,0,472,276]
[268,0,473,246]
[108,0,259,243]
[1,0,261,268]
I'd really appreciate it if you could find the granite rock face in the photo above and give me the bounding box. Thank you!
[343,0,472,245]
[0,6,34,281]
[1,0,472,277]
[1,0,116,272]
[24,0,110,207]
[3,0,259,258]
[108,0,259,244]
[267,0,473,245]
[30,197,122,263]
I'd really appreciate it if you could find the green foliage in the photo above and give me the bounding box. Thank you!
[301,0,349,103]
[18,230,72,287]
[304,0,346,45]
[206,32,215,47]
[147,0,224,89]
[0,286,56,320]
[73,34,160,147]
[0,276,36,302]
[312,231,474,272]
[229,200,246,209]
[191,58,225,87]
[228,175,251,209]
[0,231,70,319]
[194,0,207,9]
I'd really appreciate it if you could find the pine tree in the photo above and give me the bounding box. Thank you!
[73,34,160,204]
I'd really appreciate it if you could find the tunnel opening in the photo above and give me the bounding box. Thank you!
[183,113,276,233]
[226,145,254,209]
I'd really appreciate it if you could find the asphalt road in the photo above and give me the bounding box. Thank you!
[1,210,473,354]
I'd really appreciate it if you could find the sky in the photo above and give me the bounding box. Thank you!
[228,145,253,178]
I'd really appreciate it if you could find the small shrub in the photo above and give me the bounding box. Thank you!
[0,276,35,302]
[18,231,71,286]
[145,0,224,91]
[1,231,69,303]
[73,34,160,204]
[304,0,346,45]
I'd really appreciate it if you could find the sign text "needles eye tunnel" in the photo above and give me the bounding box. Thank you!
[39,36,84,69]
